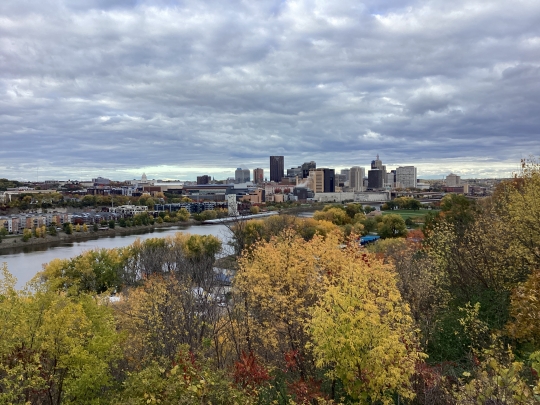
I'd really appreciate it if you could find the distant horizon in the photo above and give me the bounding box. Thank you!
[4,168,514,184]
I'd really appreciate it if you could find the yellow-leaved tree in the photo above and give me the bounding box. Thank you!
[308,252,425,404]
[503,157,540,266]
[0,264,122,405]
[506,268,540,347]
[233,229,346,374]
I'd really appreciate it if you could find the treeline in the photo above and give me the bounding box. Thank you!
[1,192,177,211]
[1,159,540,404]
[0,178,22,191]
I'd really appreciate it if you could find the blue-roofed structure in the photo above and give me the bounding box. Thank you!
[360,235,380,245]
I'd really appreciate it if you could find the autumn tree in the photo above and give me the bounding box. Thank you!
[177,207,190,222]
[233,230,347,375]
[345,203,364,219]
[452,340,537,405]
[249,206,260,214]
[506,268,540,348]
[40,247,128,294]
[0,264,122,405]
[313,207,351,225]
[500,157,540,266]
[308,251,425,404]
[422,206,530,361]
[378,214,407,238]
[22,228,32,241]
[114,273,228,367]
[115,346,251,405]
[367,236,449,354]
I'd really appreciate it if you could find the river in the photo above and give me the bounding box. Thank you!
[1,223,231,288]
[0,209,332,288]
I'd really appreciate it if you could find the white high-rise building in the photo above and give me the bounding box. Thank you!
[349,166,365,192]
[235,168,250,183]
[396,166,417,189]
[446,173,461,187]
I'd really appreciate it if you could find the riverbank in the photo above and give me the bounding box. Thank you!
[0,219,198,253]
[0,206,325,254]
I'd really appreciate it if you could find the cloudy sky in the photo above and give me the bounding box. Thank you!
[1,0,539,181]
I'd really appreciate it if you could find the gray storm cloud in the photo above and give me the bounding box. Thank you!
[0,0,539,180]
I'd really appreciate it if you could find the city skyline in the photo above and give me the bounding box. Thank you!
[0,158,517,183]
[1,0,539,181]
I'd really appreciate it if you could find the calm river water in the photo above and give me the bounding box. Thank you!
[0,223,231,288]
[0,210,324,288]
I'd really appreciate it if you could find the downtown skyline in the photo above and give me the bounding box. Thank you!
[1,0,539,181]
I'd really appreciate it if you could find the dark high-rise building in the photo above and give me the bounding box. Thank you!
[369,154,386,188]
[197,175,211,185]
[301,161,316,178]
[368,169,384,189]
[270,156,284,182]
[323,168,335,192]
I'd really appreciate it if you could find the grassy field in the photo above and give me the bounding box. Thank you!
[381,209,438,220]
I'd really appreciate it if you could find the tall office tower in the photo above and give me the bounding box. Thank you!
[371,154,383,170]
[369,154,386,187]
[396,166,417,189]
[308,169,324,193]
[309,168,335,192]
[235,168,250,183]
[253,168,264,184]
[323,169,335,192]
[368,169,384,189]
[446,173,461,187]
[301,161,316,178]
[349,166,365,192]
[340,168,350,182]
[270,156,284,182]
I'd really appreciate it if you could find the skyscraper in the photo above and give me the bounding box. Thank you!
[322,168,335,192]
[270,156,284,182]
[446,173,460,187]
[235,168,250,183]
[371,154,383,170]
[309,168,335,192]
[253,168,264,184]
[368,154,386,189]
[368,170,384,189]
[396,166,417,189]
[349,166,365,192]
